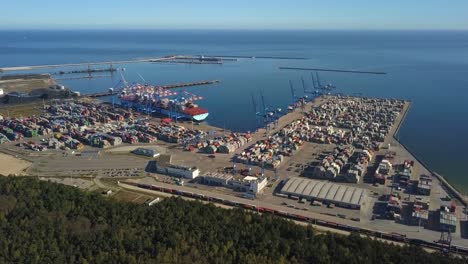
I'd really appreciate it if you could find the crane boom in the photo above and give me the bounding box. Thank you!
[136,73,146,83]
[310,72,317,89]
[315,72,321,87]
[260,89,267,115]
[301,76,307,93]
[119,70,128,87]
[251,93,257,113]
[289,80,296,104]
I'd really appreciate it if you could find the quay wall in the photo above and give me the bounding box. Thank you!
[393,101,467,206]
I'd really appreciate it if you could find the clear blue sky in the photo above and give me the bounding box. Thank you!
[2,0,467,30]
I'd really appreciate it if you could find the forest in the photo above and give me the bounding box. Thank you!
[0,176,464,264]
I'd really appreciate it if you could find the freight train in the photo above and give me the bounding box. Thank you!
[119,181,468,256]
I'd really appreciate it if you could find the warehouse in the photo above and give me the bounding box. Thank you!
[280,177,368,209]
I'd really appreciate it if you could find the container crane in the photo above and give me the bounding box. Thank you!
[259,89,270,131]
[289,80,298,111]
[251,93,262,130]
[315,71,336,90]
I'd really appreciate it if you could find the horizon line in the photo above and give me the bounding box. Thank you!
[1,27,468,32]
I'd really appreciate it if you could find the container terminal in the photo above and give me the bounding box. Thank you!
[1,59,468,255]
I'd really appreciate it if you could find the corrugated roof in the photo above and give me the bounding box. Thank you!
[281,177,367,207]
[335,186,347,202]
[311,181,326,197]
[325,184,340,200]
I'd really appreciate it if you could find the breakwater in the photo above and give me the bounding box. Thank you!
[279,67,387,75]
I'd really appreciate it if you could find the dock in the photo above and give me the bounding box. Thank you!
[279,67,387,75]
[86,80,220,98]
[54,66,117,75]
[205,55,308,60]
[152,60,223,65]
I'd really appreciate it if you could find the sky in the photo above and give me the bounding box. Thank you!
[1,0,468,30]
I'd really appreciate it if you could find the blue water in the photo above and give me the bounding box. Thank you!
[1,30,468,192]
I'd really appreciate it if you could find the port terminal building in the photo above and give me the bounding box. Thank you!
[280,177,368,209]
[150,154,200,179]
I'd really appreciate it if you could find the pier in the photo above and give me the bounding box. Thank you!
[86,80,220,98]
[279,67,387,75]
[152,60,223,65]
[206,55,308,60]
[54,66,117,75]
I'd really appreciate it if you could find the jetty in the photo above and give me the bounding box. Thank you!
[86,80,220,98]
[205,55,308,60]
[54,66,117,75]
[279,67,387,75]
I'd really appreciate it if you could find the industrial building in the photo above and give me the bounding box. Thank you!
[202,172,268,195]
[280,177,368,209]
[132,147,160,158]
[202,172,233,186]
[152,154,200,179]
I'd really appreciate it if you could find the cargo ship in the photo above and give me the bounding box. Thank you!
[118,83,209,121]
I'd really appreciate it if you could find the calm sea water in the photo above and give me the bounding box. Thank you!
[1,30,467,192]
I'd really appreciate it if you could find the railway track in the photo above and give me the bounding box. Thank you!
[119,181,468,257]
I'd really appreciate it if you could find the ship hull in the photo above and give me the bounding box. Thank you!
[157,108,209,122]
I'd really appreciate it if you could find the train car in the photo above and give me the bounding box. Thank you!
[223,200,237,206]
[194,194,204,199]
[389,232,407,242]
[291,214,309,222]
[212,197,224,203]
[274,210,288,217]
[242,204,255,210]
[262,207,275,214]
[359,228,375,236]
[182,191,194,198]
[137,183,151,189]
[257,207,276,213]
[162,187,175,193]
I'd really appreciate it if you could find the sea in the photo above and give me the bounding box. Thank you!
[1,30,467,192]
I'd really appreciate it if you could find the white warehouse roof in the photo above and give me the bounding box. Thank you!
[281,177,367,208]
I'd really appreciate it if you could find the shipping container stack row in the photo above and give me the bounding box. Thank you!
[235,96,403,170]
[0,101,207,151]
[306,96,404,150]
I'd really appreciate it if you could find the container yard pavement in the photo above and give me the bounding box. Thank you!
[1,96,467,248]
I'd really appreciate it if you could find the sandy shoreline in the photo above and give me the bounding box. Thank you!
[0,152,31,176]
